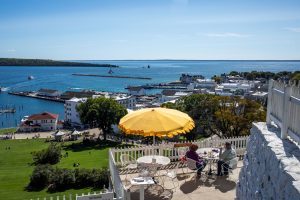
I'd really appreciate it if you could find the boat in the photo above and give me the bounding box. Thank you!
[21,116,29,122]
[28,75,34,80]
[108,68,113,74]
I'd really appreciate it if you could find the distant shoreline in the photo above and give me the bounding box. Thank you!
[0,58,119,67]
[70,59,300,62]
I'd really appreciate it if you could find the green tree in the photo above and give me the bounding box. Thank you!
[212,76,221,84]
[163,94,266,138]
[76,97,127,140]
[214,96,266,137]
[32,143,62,165]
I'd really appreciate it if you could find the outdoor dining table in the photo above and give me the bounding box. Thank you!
[137,155,171,166]
[196,147,220,175]
[134,155,170,200]
[130,177,155,200]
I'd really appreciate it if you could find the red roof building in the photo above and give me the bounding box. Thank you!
[19,112,59,132]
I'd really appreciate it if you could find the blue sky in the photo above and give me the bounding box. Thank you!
[0,0,300,60]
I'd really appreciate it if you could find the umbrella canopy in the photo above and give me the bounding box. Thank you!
[119,107,195,138]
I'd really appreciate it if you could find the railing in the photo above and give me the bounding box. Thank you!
[29,191,111,200]
[109,149,130,200]
[111,136,248,165]
[267,79,300,143]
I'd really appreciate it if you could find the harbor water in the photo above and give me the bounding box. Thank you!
[1,60,300,128]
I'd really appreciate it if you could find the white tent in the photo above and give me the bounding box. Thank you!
[53,130,66,136]
[71,130,81,136]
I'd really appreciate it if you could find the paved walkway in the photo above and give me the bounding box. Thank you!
[12,128,100,139]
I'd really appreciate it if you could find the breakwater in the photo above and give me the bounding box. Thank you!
[72,73,152,80]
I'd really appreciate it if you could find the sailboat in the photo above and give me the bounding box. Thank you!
[108,68,114,74]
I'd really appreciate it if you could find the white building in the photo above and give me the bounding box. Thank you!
[64,97,87,127]
[159,90,191,103]
[127,86,145,96]
[196,79,216,89]
[112,94,136,110]
[19,112,59,132]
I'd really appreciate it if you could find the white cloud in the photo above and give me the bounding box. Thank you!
[7,49,16,52]
[204,32,252,38]
[284,27,300,33]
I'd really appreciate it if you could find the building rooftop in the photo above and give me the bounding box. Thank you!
[28,112,58,120]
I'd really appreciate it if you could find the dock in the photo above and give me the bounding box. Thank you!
[72,73,152,80]
[8,92,65,103]
[0,108,16,113]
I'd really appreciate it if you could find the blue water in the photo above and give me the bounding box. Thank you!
[0,60,300,128]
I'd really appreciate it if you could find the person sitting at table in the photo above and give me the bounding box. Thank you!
[185,144,206,176]
[217,142,237,176]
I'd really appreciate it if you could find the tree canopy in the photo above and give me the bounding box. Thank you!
[162,94,266,139]
[76,97,127,140]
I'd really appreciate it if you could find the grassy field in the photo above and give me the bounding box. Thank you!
[0,127,17,135]
[0,139,112,200]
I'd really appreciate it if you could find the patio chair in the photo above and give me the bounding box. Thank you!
[161,161,180,191]
[120,154,138,182]
[221,157,238,177]
[177,147,188,174]
[186,158,206,179]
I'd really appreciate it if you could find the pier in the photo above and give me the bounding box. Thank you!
[8,92,65,103]
[72,73,152,80]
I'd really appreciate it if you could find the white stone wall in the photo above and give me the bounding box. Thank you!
[237,122,300,200]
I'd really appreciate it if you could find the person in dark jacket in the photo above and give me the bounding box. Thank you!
[186,144,206,176]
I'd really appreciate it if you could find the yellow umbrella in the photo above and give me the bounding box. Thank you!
[119,107,195,144]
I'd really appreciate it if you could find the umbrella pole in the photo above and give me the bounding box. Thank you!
[153,135,155,145]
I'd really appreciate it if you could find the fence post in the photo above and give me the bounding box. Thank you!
[266,79,274,125]
[281,85,292,139]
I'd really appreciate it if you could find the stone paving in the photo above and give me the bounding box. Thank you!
[121,160,243,200]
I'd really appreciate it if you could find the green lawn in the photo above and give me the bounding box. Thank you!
[0,127,17,135]
[0,139,111,200]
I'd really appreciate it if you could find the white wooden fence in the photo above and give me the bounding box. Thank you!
[76,191,114,200]
[111,136,248,165]
[267,79,300,143]
[109,149,130,200]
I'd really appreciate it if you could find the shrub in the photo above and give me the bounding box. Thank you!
[33,143,62,165]
[27,164,54,191]
[27,166,109,192]
[74,168,109,188]
[48,168,75,192]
